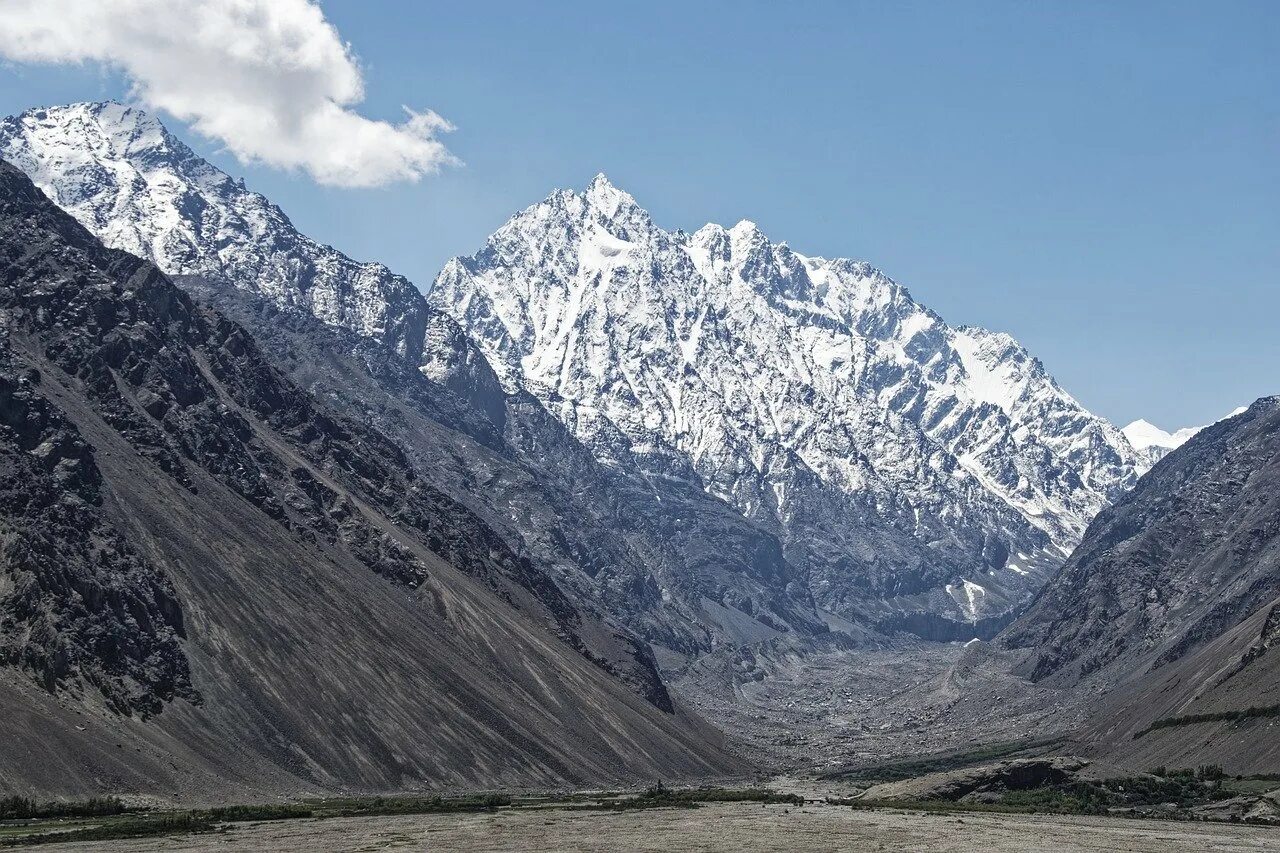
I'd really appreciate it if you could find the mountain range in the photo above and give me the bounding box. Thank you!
[431,174,1142,633]
[0,157,746,797]
[0,100,1274,794]
[1004,399,1280,773]
[1,103,1151,641]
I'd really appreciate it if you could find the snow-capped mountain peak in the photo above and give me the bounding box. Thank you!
[1122,406,1250,474]
[1122,418,1196,452]
[431,176,1142,628]
[0,101,428,360]
[1,103,1146,632]
[584,172,636,216]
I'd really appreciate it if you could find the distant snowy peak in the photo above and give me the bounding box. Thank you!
[1122,419,1199,452]
[432,174,1141,623]
[0,101,428,359]
[1122,406,1250,474]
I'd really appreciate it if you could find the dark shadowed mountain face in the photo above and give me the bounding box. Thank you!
[1001,398,1280,687]
[0,160,743,798]
[0,347,193,717]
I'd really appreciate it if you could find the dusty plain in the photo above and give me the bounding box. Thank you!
[29,801,1280,853]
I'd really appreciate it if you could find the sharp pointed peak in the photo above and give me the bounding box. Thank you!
[584,171,633,200]
[579,171,648,223]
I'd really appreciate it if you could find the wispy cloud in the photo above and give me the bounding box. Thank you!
[0,0,458,187]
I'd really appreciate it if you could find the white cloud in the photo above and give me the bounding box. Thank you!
[0,0,458,187]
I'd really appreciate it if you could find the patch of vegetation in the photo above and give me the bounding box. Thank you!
[313,793,512,817]
[0,786,807,847]
[207,803,314,822]
[579,784,804,811]
[0,793,513,848]
[997,782,1114,815]
[1134,704,1280,739]
[1147,765,1226,781]
[1098,773,1231,809]
[825,737,1065,783]
[0,796,129,821]
[843,773,1234,820]
[1,813,216,847]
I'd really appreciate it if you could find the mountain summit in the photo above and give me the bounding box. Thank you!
[0,101,428,360]
[431,176,1143,630]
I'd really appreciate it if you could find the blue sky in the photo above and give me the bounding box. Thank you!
[0,0,1276,429]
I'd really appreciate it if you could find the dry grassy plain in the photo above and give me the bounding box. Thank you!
[32,801,1280,852]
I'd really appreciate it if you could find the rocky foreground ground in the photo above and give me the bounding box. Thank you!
[29,802,1280,853]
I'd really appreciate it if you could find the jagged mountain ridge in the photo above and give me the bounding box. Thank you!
[431,175,1141,627]
[1,101,1139,635]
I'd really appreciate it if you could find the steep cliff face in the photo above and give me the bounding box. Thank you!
[0,160,742,797]
[431,175,1140,627]
[0,345,193,717]
[1003,398,1280,687]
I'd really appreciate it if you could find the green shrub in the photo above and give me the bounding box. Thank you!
[0,796,128,821]
[207,804,314,822]
[1,813,215,847]
[1134,704,1280,739]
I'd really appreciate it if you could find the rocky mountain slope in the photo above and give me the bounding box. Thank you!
[0,160,742,798]
[1002,399,1280,772]
[432,175,1141,631]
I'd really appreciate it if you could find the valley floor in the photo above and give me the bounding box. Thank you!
[36,802,1280,852]
[672,637,1086,771]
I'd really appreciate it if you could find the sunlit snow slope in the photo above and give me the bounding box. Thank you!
[430,175,1142,629]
